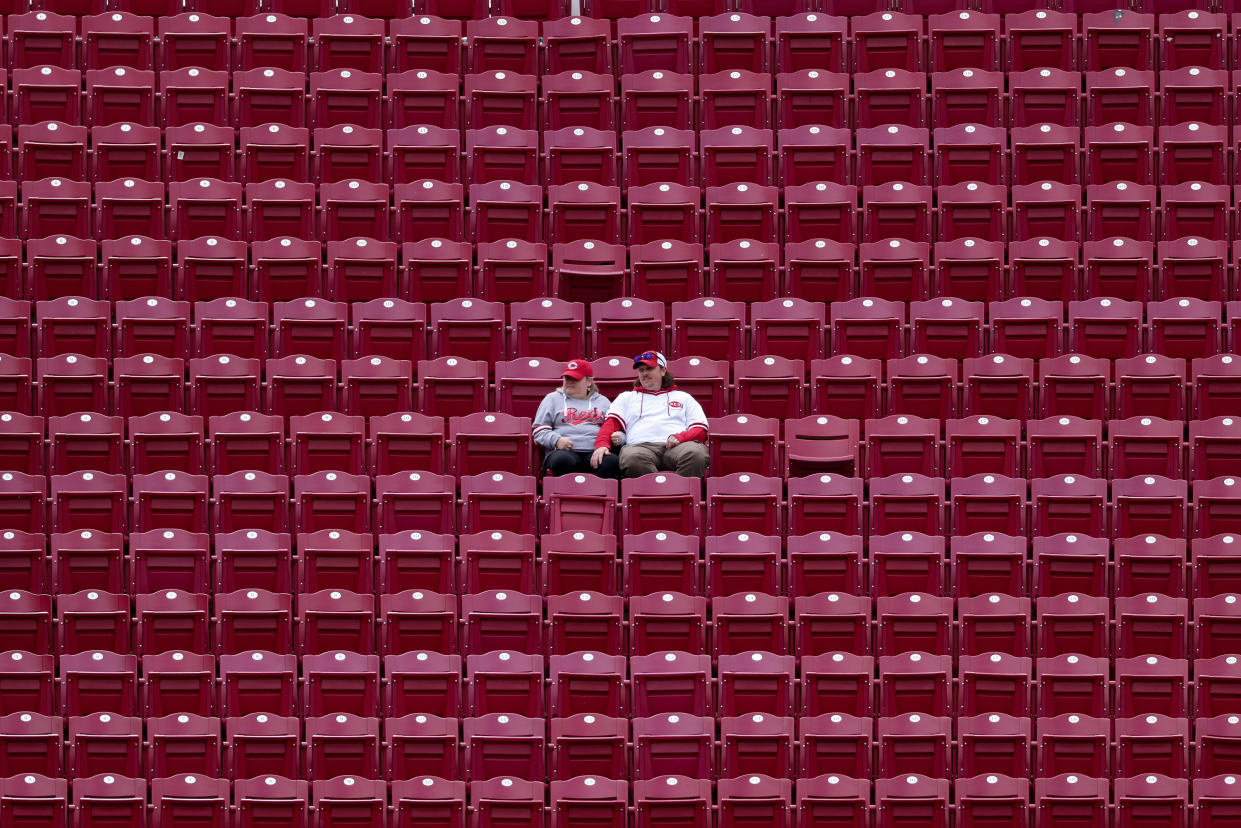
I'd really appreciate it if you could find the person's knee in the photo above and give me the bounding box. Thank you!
[595,453,622,480]
[669,441,709,477]
[543,449,580,476]
[619,446,658,477]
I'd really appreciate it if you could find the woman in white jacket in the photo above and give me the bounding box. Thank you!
[531,359,621,479]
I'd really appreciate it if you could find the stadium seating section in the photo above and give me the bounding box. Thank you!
[0,0,1239,824]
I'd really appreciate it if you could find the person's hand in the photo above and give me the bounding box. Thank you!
[666,434,680,448]
[590,447,610,468]
[555,436,573,450]
[610,432,624,448]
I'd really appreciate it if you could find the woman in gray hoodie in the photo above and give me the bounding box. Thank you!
[532,359,621,479]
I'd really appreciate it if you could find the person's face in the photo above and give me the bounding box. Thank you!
[636,364,664,391]
[563,375,589,398]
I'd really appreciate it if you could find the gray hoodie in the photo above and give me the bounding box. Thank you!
[532,387,611,451]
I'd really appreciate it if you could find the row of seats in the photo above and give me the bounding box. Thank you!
[11,348,1241,422]
[3,770,1220,828]
[0,646,1215,719]
[10,124,1241,191]
[3,67,1239,134]
[9,584,1241,656]
[0,8,1224,73]
[5,709,1241,782]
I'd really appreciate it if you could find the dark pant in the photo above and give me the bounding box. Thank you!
[543,449,622,480]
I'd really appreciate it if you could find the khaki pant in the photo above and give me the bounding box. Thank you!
[619,441,709,478]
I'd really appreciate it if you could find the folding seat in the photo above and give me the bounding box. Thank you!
[1115,654,1190,718]
[302,652,380,720]
[1154,240,1228,305]
[212,469,293,535]
[960,356,1034,423]
[229,238,312,305]
[381,649,464,720]
[112,354,185,419]
[1158,122,1228,186]
[26,237,97,305]
[270,300,347,363]
[782,185,857,249]
[232,10,309,71]
[626,183,701,248]
[1115,355,1188,421]
[159,68,229,131]
[463,126,538,187]
[1114,592,1189,659]
[308,15,383,74]
[855,125,931,190]
[320,179,392,243]
[870,474,947,538]
[226,712,302,782]
[950,529,1027,597]
[12,66,81,127]
[385,15,461,68]
[925,9,999,70]
[796,712,873,781]
[1037,653,1111,719]
[45,413,122,477]
[861,183,931,246]
[865,414,940,478]
[666,298,744,364]
[540,15,612,75]
[49,470,128,534]
[868,533,945,598]
[778,127,853,194]
[1080,7,1155,68]
[67,711,142,779]
[1063,297,1143,361]
[1035,712,1112,778]
[307,776,387,827]
[877,651,953,717]
[951,473,1028,537]
[142,647,216,718]
[732,355,805,421]
[1197,355,1241,419]
[1035,357,1109,424]
[297,589,375,657]
[385,69,460,132]
[164,124,235,184]
[1115,534,1186,598]
[298,528,376,596]
[0,529,45,595]
[1032,774,1111,828]
[414,357,490,421]
[171,240,245,305]
[465,649,544,718]
[60,651,139,717]
[589,298,665,361]
[461,71,538,134]
[795,651,876,720]
[1084,123,1155,186]
[712,591,789,658]
[70,774,150,828]
[307,73,383,130]
[1033,532,1109,597]
[700,127,776,191]
[0,589,51,656]
[876,713,953,779]
[957,650,1033,718]
[468,714,548,790]
[84,67,155,129]
[875,590,952,657]
[292,471,371,535]
[937,185,1007,249]
[233,69,307,132]
[888,355,963,422]
[547,183,623,247]
[632,711,714,781]
[857,239,931,303]
[146,711,223,779]
[466,778,545,828]
[1163,70,1220,134]
[1108,416,1184,479]
[35,297,111,362]
[930,69,1004,129]
[775,70,849,132]
[208,412,285,478]
[613,12,693,75]
[244,183,316,246]
[166,179,242,243]
[86,127,161,193]
[1082,238,1154,305]
[628,241,705,309]
[460,588,542,656]
[59,588,134,656]
[1085,68,1155,128]
[782,426,859,494]
[458,530,539,596]
[1114,774,1190,828]
[129,470,209,534]
[931,129,1006,202]
[20,177,90,241]
[622,531,701,598]
[704,185,780,249]
[0,651,52,719]
[629,591,708,658]
[386,128,459,188]
[545,776,631,828]
[15,122,83,184]
[263,355,338,420]
[469,180,544,246]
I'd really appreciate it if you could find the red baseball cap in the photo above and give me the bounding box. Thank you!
[562,360,593,379]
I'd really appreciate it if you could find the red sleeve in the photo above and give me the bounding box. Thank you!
[672,426,708,444]
[595,417,621,450]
